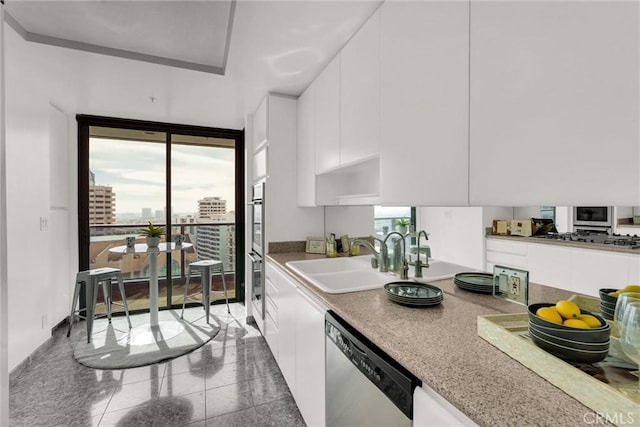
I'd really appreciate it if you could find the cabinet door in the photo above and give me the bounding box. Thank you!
[380,1,469,205]
[527,243,572,290]
[340,9,380,166]
[294,288,326,427]
[413,384,476,427]
[275,267,297,394]
[315,56,341,174]
[469,1,640,206]
[571,249,631,297]
[297,85,317,206]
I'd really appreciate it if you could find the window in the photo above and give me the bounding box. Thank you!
[374,206,415,237]
[78,116,244,313]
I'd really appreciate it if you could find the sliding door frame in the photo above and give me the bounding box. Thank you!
[77,115,245,307]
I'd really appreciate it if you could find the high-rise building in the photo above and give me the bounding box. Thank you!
[89,170,116,225]
[196,197,235,270]
[195,222,235,271]
[141,208,152,219]
[198,197,227,219]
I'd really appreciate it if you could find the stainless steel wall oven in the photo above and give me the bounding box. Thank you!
[248,181,265,321]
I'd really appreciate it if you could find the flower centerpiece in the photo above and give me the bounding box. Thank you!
[139,221,165,248]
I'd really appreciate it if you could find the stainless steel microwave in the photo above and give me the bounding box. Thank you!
[573,206,613,227]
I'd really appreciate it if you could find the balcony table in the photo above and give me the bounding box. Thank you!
[109,242,193,345]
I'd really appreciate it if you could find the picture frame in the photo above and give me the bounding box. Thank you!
[306,236,326,254]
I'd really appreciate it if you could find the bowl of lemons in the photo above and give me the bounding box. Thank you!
[527,300,610,363]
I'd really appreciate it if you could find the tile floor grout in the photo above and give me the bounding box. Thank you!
[9,303,306,427]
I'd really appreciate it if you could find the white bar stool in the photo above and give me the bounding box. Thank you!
[67,267,132,343]
[181,260,230,322]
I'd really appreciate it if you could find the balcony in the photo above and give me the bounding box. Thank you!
[89,222,237,314]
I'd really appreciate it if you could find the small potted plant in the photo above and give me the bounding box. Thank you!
[140,221,165,248]
[396,217,410,235]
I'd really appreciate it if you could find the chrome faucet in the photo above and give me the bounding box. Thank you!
[351,238,388,272]
[383,232,408,280]
[414,230,431,278]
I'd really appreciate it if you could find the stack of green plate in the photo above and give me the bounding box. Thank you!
[383,282,443,307]
[453,272,499,294]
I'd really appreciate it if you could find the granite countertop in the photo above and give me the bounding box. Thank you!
[487,234,640,255]
[268,251,603,427]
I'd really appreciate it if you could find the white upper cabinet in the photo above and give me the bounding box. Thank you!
[339,9,381,167]
[469,1,640,206]
[380,0,470,206]
[315,56,341,174]
[257,95,324,243]
[297,84,317,207]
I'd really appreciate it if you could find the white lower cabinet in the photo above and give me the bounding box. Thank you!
[413,384,477,427]
[264,275,279,360]
[526,244,572,290]
[266,261,327,427]
[293,287,326,427]
[485,238,640,297]
[485,238,528,271]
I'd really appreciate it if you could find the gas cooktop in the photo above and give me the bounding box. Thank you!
[534,232,640,249]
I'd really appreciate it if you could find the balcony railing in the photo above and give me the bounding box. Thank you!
[89,222,236,312]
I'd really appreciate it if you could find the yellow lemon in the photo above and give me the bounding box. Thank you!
[608,291,620,298]
[563,318,591,329]
[555,300,581,319]
[621,285,640,293]
[536,307,563,324]
[578,314,602,328]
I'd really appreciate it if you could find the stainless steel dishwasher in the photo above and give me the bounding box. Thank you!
[325,311,421,426]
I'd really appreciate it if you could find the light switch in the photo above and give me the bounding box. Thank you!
[40,216,49,231]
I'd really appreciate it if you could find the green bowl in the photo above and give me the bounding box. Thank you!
[599,288,619,305]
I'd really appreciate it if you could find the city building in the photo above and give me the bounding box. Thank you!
[198,197,227,218]
[196,197,235,270]
[88,170,116,225]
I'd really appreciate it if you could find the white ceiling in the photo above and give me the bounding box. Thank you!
[5,0,234,73]
[3,0,382,130]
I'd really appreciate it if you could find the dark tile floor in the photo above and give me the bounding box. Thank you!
[9,303,306,427]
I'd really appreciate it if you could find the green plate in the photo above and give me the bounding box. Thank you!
[384,282,443,300]
[453,272,494,287]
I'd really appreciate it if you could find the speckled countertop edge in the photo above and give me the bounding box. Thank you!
[487,234,640,255]
[268,252,604,427]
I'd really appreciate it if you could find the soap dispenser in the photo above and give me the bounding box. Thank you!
[326,234,337,258]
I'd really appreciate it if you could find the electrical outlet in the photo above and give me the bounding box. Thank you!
[510,276,521,296]
[492,265,529,305]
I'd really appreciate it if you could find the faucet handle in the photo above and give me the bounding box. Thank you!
[401,258,409,280]
[370,257,379,269]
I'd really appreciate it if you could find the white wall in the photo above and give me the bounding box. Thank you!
[0,3,9,424]
[416,207,512,270]
[325,206,374,238]
[5,27,78,371]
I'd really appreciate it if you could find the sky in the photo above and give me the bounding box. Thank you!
[90,138,235,216]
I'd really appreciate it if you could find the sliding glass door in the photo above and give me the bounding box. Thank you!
[77,116,244,314]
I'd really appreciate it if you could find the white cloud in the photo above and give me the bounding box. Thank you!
[90,137,236,215]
